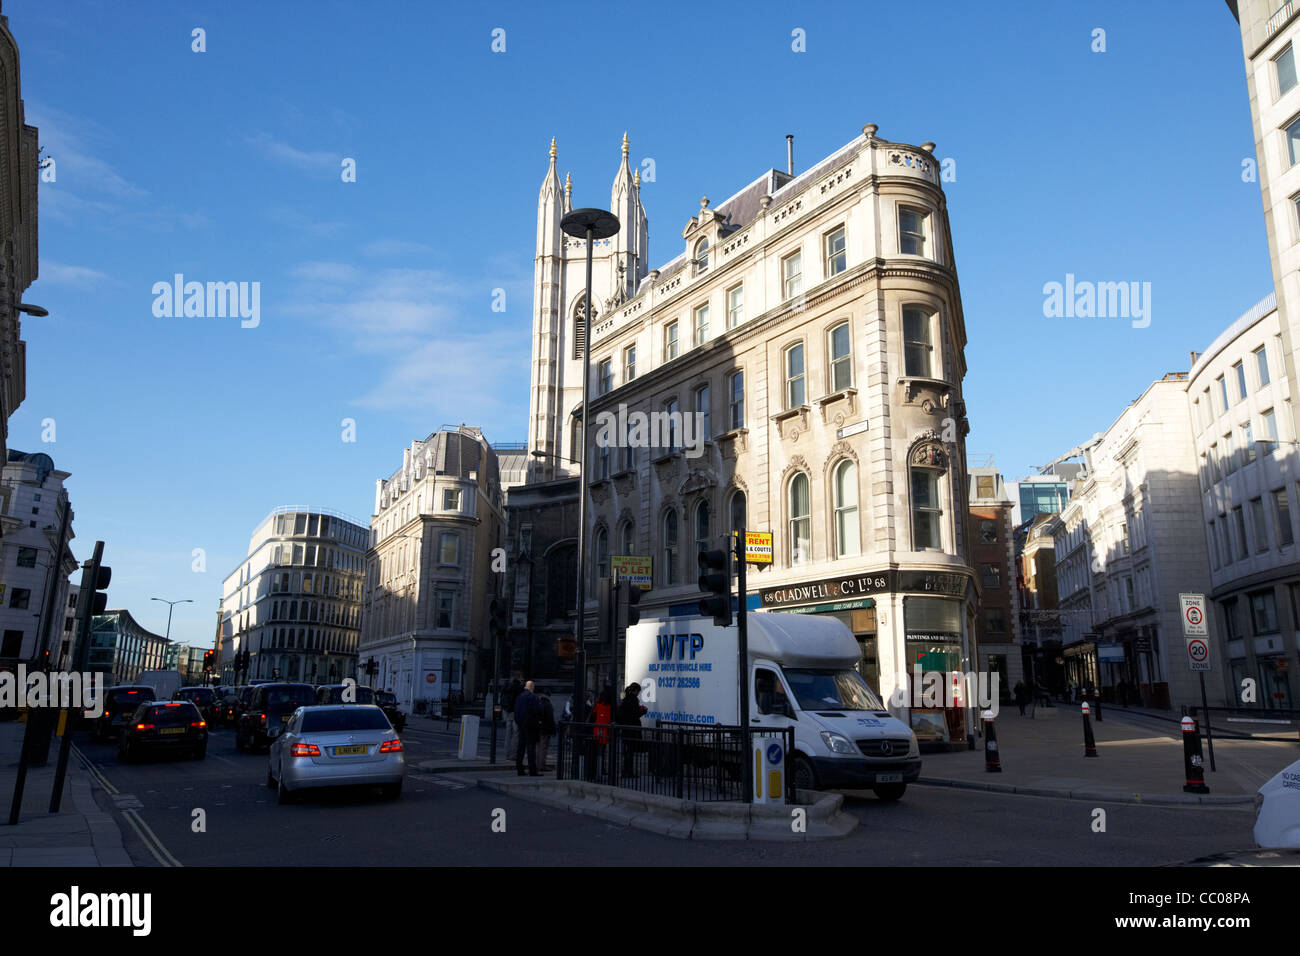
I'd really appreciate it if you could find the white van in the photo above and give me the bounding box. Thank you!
[136,669,183,701]
[626,613,921,800]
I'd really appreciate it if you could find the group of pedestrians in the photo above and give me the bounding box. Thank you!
[502,677,556,776]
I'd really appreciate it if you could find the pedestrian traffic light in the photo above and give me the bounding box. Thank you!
[489,598,509,642]
[698,548,732,627]
[617,579,642,631]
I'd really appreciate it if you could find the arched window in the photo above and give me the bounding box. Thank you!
[620,521,635,557]
[829,321,852,391]
[789,474,811,565]
[729,490,747,537]
[694,238,710,276]
[663,511,679,586]
[572,295,591,359]
[593,527,609,591]
[834,460,860,558]
[694,500,711,558]
[912,468,943,549]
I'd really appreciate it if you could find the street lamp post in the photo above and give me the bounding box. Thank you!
[151,597,193,650]
[560,207,620,722]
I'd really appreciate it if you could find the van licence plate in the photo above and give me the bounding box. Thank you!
[876,773,902,783]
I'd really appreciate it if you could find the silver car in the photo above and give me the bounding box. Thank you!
[267,705,404,804]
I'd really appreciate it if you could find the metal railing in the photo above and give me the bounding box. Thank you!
[1269,1,1298,40]
[556,720,795,803]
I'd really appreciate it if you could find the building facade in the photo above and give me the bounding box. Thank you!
[219,507,367,686]
[89,609,168,685]
[0,450,75,666]
[1053,375,1217,710]
[0,7,38,480]
[1017,511,1065,695]
[532,126,979,743]
[968,467,1018,699]
[1188,292,1298,709]
[361,427,506,710]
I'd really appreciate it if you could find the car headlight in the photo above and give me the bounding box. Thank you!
[820,731,857,755]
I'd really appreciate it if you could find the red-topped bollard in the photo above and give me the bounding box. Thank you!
[983,709,1001,772]
[1181,716,1210,794]
[1081,701,1098,757]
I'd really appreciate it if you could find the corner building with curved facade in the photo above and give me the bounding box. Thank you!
[530,127,979,742]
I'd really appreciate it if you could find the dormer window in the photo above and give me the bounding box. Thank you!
[694,238,710,276]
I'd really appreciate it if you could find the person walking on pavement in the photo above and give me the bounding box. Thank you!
[1013,681,1028,716]
[537,692,556,772]
[503,676,522,763]
[514,679,542,776]
[616,683,647,778]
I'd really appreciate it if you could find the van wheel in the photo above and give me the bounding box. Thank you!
[792,755,818,793]
[873,783,906,802]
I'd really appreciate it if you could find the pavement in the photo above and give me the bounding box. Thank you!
[0,717,130,866]
[915,703,1298,806]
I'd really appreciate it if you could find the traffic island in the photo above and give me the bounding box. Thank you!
[475,777,857,841]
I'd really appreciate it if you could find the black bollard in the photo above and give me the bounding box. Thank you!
[1181,716,1210,794]
[982,710,1002,772]
[1082,701,1098,757]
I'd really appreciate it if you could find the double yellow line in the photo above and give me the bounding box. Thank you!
[72,744,183,868]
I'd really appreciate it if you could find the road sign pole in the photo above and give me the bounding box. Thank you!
[1199,672,1216,772]
[736,527,751,804]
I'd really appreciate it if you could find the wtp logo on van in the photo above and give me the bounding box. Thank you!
[656,633,704,660]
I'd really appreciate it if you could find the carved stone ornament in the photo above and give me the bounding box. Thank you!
[910,440,948,469]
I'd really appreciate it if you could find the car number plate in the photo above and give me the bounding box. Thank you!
[334,745,369,756]
[876,773,902,783]
[160,727,186,735]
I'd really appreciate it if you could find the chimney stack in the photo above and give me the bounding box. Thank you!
[786,134,794,175]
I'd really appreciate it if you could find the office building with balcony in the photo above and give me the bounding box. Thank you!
[361,427,506,710]
[219,507,367,686]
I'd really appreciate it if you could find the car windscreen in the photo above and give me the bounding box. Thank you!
[145,703,200,726]
[266,686,315,708]
[301,709,392,733]
[109,688,154,706]
[782,668,884,712]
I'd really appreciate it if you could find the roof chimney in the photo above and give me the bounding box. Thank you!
[1189,350,1200,366]
[786,134,794,175]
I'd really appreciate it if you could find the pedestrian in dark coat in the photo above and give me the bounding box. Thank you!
[1013,681,1028,716]
[616,683,648,778]
[514,680,542,776]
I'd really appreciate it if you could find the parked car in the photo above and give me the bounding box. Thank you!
[315,684,375,706]
[374,690,406,733]
[267,705,404,804]
[236,683,316,753]
[173,686,217,722]
[1254,757,1300,848]
[92,685,157,740]
[117,700,208,761]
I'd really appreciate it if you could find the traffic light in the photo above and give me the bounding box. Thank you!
[489,598,509,642]
[617,579,642,631]
[203,649,214,672]
[88,563,112,616]
[366,657,378,679]
[698,547,732,627]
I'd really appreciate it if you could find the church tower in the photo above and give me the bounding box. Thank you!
[527,135,650,483]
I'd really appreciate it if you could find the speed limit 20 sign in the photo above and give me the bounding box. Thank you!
[1179,593,1211,671]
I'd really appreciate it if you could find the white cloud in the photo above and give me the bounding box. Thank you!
[39,261,112,288]
[248,132,339,176]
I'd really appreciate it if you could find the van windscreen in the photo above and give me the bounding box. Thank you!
[782,668,883,712]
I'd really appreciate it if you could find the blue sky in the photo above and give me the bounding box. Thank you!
[5,0,1271,648]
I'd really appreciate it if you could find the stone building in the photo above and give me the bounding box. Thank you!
[0,6,39,482]
[361,427,506,709]
[219,507,367,686]
[1053,374,1216,710]
[529,126,978,742]
[968,467,1018,699]
[0,450,75,667]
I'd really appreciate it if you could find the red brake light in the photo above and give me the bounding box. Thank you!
[379,739,402,753]
[290,743,320,757]
[191,721,207,728]
[135,723,156,731]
